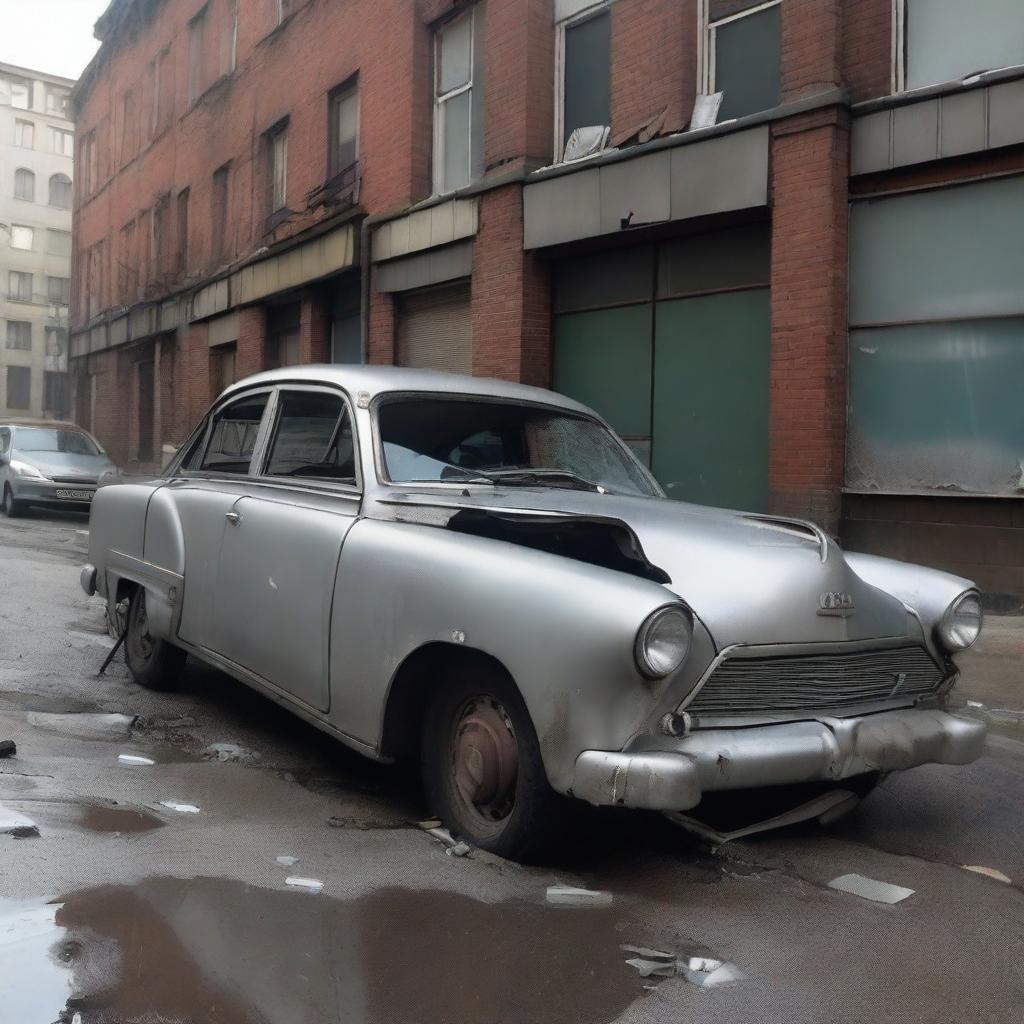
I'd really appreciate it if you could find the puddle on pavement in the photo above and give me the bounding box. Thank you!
[78,803,165,834]
[22,878,644,1024]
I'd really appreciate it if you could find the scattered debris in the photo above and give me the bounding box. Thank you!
[0,803,39,838]
[27,711,136,740]
[416,818,443,830]
[285,876,324,893]
[159,801,201,814]
[0,739,15,758]
[620,945,744,987]
[962,865,1012,884]
[276,855,299,867]
[690,91,723,131]
[118,753,155,766]
[147,715,197,730]
[545,885,613,907]
[967,700,985,709]
[204,742,261,763]
[417,823,472,856]
[828,873,915,904]
[327,813,405,830]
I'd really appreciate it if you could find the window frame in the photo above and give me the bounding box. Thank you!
[554,2,612,160]
[697,0,782,104]
[258,384,362,492]
[432,8,476,196]
[49,173,72,209]
[6,321,32,351]
[14,119,34,149]
[266,120,289,215]
[328,78,360,180]
[9,78,31,110]
[10,225,34,251]
[50,127,74,157]
[8,270,33,302]
[14,167,35,202]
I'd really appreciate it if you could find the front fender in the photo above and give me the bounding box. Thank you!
[329,519,713,792]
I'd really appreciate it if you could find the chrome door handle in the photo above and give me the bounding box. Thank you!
[225,511,242,525]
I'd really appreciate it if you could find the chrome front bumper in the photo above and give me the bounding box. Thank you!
[569,708,987,811]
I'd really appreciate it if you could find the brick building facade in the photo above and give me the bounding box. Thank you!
[71,0,1024,600]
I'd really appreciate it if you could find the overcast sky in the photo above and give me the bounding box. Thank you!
[0,0,111,81]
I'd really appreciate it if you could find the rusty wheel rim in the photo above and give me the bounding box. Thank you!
[128,595,154,663]
[449,696,519,832]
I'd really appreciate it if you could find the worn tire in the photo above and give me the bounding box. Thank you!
[2,485,24,518]
[124,588,186,691]
[421,660,567,863]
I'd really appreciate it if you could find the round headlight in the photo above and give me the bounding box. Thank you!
[937,591,983,651]
[635,605,692,679]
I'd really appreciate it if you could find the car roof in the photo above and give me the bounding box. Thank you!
[3,419,85,431]
[219,364,596,417]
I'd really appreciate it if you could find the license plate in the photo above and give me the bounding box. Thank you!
[55,489,93,500]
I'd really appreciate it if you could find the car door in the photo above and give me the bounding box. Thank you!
[208,385,360,713]
[170,389,276,651]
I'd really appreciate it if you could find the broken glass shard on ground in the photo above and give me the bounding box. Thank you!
[545,885,613,907]
[828,873,915,904]
[118,753,155,766]
[159,801,201,814]
[962,865,1012,884]
[276,855,299,867]
[285,877,324,892]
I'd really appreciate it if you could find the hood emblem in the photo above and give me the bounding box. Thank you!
[817,592,855,617]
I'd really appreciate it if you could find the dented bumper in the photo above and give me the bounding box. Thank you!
[569,708,988,811]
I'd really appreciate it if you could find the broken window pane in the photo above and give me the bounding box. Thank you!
[562,10,610,146]
[714,4,781,121]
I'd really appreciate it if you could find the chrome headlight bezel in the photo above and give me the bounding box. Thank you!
[635,604,693,680]
[936,590,983,652]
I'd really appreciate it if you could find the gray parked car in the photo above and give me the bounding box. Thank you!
[82,366,986,860]
[1,420,119,517]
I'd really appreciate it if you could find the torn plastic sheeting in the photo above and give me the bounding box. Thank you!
[285,877,324,893]
[545,886,613,907]
[828,873,915,904]
[159,801,200,814]
[26,711,136,740]
[625,957,677,979]
[622,947,745,987]
[118,753,155,766]
[620,945,676,963]
[419,823,471,857]
[683,960,746,988]
[962,865,1012,884]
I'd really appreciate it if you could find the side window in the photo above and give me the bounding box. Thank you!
[264,390,356,483]
[188,392,269,475]
[0,429,10,455]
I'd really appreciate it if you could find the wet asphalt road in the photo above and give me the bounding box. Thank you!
[1,510,1022,1024]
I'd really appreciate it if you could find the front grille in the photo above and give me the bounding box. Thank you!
[686,646,944,717]
[50,475,98,485]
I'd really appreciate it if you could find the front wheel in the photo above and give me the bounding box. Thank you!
[421,662,566,863]
[124,588,186,690]
[2,485,24,518]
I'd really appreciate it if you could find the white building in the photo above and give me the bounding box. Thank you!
[0,62,74,420]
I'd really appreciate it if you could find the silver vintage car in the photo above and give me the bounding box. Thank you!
[82,366,986,860]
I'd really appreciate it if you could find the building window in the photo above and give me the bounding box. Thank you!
[120,89,139,163]
[267,304,300,367]
[189,6,208,102]
[211,163,230,259]
[266,121,289,214]
[47,277,71,306]
[897,0,1024,91]
[8,271,32,302]
[51,127,74,156]
[556,4,611,156]
[45,86,69,117]
[49,173,72,208]
[45,326,69,356]
[151,45,174,136]
[211,342,236,397]
[8,77,31,109]
[47,230,72,258]
[14,167,35,202]
[176,188,191,275]
[44,372,69,415]
[700,0,781,122]
[6,367,30,410]
[5,321,32,351]
[152,197,171,279]
[14,119,34,148]
[433,9,483,194]
[10,225,33,251]
[328,79,359,178]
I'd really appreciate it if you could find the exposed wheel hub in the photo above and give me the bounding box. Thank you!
[452,700,518,818]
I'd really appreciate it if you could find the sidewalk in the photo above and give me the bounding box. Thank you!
[959,614,1023,713]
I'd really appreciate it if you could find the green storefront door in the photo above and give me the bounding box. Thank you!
[552,227,771,512]
[652,289,770,510]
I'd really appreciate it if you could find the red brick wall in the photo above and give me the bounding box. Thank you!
[842,0,892,103]
[768,106,850,532]
[781,0,842,101]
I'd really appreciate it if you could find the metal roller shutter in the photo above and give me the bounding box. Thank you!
[396,283,472,373]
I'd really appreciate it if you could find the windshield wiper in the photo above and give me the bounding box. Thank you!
[476,468,605,492]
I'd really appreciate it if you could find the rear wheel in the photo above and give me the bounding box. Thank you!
[421,661,565,863]
[124,588,186,691]
[2,485,24,518]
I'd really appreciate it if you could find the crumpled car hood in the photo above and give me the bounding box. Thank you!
[377,487,914,649]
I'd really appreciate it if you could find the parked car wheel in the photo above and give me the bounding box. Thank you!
[422,662,565,862]
[2,485,24,518]
[125,588,186,691]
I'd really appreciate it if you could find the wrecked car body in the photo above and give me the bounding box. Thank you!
[82,366,986,860]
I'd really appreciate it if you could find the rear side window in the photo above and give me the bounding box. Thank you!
[264,390,356,484]
[187,392,269,475]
